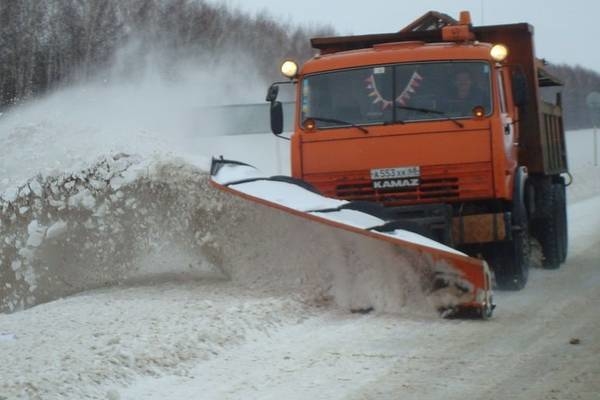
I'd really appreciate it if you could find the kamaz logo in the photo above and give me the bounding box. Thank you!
[373,178,420,189]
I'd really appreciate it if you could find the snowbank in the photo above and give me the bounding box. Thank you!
[0,154,439,316]
[0,281,315,400]
[1,154,220,312]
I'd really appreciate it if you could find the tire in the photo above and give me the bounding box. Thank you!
[492,229,530,290]
[557,182,568,263]
[538,181,568,269]
[491,169,530,290]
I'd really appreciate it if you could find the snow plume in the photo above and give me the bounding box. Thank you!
[0,155,436,315]
[0,42,269,193]
[0,154,217,312]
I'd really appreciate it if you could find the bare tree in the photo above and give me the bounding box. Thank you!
[0,0,324,109]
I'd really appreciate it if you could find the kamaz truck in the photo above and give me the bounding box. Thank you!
[265,10,569,290]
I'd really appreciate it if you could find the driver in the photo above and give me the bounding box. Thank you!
[447,70,487,115]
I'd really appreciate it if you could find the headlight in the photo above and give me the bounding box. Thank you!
[281,60,298,78]
[490,44,508,62]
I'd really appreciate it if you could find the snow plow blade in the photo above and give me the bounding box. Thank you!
[210,158,494,318]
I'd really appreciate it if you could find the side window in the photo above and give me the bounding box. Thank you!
[497,71,508,113]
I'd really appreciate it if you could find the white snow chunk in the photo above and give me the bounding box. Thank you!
[109,176,126,190]
[26,220,47,247]
[232,180,347,212]
[46,220,68,240]
[2,186,19,202]
[310,209,385,230]
[385,229,465,256]
[0,333,16,342]
[92,202,108,218]
[18,247,34,260]
[29,180,43,196]
[120,163,147,185]
[19,185,31,197]
[48,197,66,209]
[212,163,261,184]
[68,189,96,209]
[89,179,106,190]
[10,260,21,271]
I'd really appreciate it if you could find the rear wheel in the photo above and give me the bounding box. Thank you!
[558,181,568,263]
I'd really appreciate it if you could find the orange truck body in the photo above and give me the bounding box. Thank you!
[274,11,569,288]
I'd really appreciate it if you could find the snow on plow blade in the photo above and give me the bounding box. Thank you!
[210,158,494,319]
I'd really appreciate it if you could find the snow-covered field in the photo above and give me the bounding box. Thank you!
[1,79,599,399]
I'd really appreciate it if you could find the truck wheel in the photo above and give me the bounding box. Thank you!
[557,182,568,263]
[492,168,530,290]
[539,181,568,269]
[493,229,530,290]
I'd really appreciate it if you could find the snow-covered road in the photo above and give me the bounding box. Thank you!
[1,184,598,400]
[122,193,600,400]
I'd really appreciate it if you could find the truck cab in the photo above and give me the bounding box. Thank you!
[293,42,513,205]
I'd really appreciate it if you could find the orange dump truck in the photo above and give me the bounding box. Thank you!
[266,11,569,290]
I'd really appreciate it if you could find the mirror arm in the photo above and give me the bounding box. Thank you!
[265,80,297,103]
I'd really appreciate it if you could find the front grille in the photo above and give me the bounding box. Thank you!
[336,177,459,204]
[309,163,493,207]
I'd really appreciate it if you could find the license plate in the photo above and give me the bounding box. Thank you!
[370,166,420,180]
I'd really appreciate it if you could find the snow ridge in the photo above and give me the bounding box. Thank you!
[0,154,224,312]
[0,154,437,316]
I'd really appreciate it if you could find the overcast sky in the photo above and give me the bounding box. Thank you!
[216,0,600,73]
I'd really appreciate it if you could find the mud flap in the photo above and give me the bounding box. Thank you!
[210,158,494,318]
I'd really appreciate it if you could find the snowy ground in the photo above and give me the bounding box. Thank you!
[1,82,599,399]
[1,178,598,400]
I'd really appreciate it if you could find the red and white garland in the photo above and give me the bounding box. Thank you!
[365,71,423,109]
[365,75,393,110]
[396,72,423,105]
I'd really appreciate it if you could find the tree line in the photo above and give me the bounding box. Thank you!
[0,0,331,109]
[1,0,599,130]
[547,64,600,130]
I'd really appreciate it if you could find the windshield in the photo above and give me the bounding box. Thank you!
[301,61,492,129]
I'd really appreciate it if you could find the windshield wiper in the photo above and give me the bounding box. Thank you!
[304,116,369,134]
[396,105,464,128]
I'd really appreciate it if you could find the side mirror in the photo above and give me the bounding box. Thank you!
[512,67,529,108]
[266,84,279,102]
[270,101,283,135]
